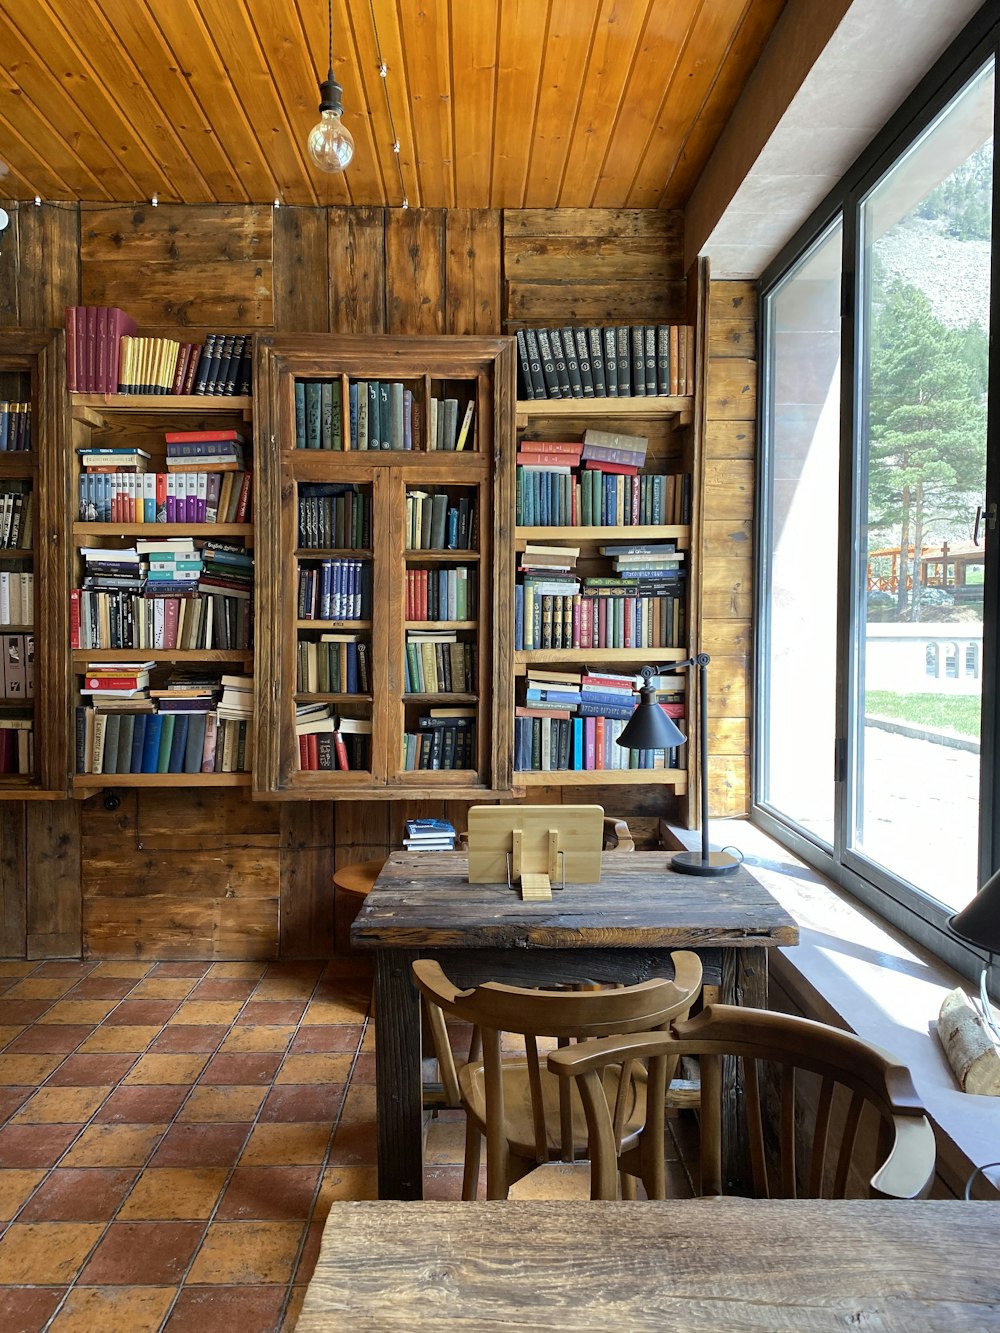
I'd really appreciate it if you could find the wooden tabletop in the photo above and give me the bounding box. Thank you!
[350,850,799,951]
[298,1199,1000,1331]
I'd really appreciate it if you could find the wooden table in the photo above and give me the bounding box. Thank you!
[350,850,798,1199]
[298,1199,1000,1331]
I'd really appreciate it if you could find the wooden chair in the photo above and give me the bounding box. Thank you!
[544,1003,937,1201]
[411,951,703,1200]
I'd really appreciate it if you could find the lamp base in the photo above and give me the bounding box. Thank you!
[670,850,741,877]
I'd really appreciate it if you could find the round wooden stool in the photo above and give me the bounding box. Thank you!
[332,858,385,909]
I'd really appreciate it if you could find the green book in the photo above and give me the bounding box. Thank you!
[156,714,176,773]
[305,381,322,449]
[294,381,306,448]
[390,382,404,450]
[320,381,333,449]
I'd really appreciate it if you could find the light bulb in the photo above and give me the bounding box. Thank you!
[308,71,354,173]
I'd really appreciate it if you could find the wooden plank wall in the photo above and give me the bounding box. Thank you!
[0,200,755,960]
[702,279,756,816]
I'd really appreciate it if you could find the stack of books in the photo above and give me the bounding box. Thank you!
[64,309,252,398]
[402,710,476,770]
[297,557,368,621]
[0,569,33,627]
[404,631,476,694]
[0,482,33,548]
[297,483,371,549]
[77,437,252,526]
[515,439,688,528]
[404,567,476,621]
[403,818,457,850]
[404,490,477,551]
[0,401,31,451]
[294,703,372,771]
[296,633,370,695]
[0,633,34,700]
[80,659,153,702]
[514,324,694,401]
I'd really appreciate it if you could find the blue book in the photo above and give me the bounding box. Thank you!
[129,714,148,773]
[168,713,189,773]
[577,701,635,720]
[184,713,207,773]
[367,382,380,451]
[140,714,163,773]
[514,584,524,651]
[573,717,584,769]
[156,714,176,773]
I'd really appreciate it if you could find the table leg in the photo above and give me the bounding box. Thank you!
[374,949,423,1200]
[720,946,768,1195]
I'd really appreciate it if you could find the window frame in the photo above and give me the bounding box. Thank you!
[753,3,1000,992]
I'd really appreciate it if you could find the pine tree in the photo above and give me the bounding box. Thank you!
[866,277,986,621]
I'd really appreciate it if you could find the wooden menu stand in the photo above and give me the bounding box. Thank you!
[466,804,604,900]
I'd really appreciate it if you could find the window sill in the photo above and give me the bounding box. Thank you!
[664,818,1000,1198]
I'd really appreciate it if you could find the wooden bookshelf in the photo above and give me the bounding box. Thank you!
[254,334,516,799]
[69,390,255,786]
[0,331,70,799]
[513,390,696,796]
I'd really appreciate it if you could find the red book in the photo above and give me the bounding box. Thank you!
[234,472,252,523]
[164,429,246,444]
[84,675,144,691]
[333,729,349,770]
[593,716,605,769]
[182,345,202,395]
[583,460,640,476]
[70,590,81,649]
[306,733,319,770]
[517,452,583,467]
[170,345,191,396]
[298,734,309,769]
[85,306,99,393]
[519,440,583,454]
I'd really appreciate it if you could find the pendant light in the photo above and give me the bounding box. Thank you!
[308,0,354,173]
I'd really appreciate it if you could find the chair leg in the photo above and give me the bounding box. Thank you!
[620,1170,636,1200]
[462,1117,482,1201]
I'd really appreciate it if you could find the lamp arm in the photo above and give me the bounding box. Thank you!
[636,656,711,864]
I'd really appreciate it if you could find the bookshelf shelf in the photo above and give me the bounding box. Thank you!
[70,389,255,786]
[72,772,252,791]
[255,334,515,797]
[0,330,69,797]
[513,375,696,795]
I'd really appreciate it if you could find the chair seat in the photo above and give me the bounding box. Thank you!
[459,1058,646,1162]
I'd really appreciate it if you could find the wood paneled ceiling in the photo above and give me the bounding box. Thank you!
[0,0,787,210]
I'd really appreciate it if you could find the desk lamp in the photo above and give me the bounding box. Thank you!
[949,867,1000,1044]
[617,652,739,877]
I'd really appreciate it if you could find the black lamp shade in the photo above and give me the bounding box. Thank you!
[616,685,686,751]
[949,867,1000,954]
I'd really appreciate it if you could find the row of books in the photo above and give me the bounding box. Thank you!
[0,572,33,626]
[77,539,252,597]
[0,717,32,774]
[517,466,687,527]
[78,469,252,525]
[404,632,476,694]
[298,484,371,551]
[403,817,457,850]
[404,567,476,622]
[66,306,252,397]
[0,633,33,699]
[297,559,369,621]
[515,587,684,651]
[75,708,252,775]
[0,486,32,548]
[0,402,30,452]
[402,716,475,770]
[293,379,476,454]
[515,324,694,401]
[295,704,371,771]
[513,714,681,773]
[296,635,372,695]
[404,491,477,551]
[72,589,253,651]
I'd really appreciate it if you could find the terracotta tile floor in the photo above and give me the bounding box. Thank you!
[0,956,393,1333]
[0,955,700,1332]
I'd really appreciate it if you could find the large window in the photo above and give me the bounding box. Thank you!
[756,26,997,981]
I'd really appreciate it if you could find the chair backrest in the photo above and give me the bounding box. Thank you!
[412,952,703,1180]
[547,1003,937,1201]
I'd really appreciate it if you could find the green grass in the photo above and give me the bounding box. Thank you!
[865,691,981,737]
